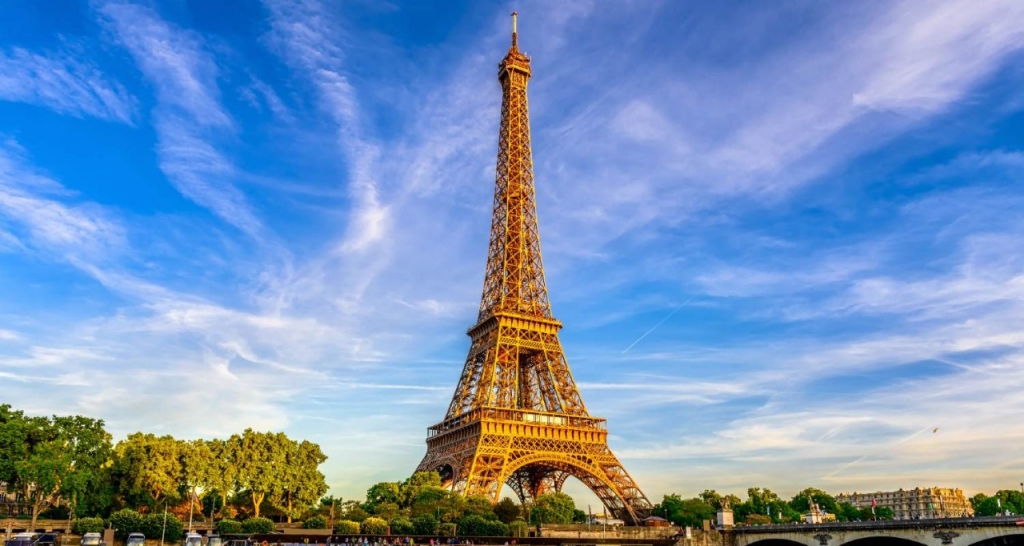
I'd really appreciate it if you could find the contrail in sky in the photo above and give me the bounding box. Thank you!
[621,297,694,354]
[822,425,935,479]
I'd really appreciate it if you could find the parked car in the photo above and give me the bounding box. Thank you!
[183,533,202,546]
[126,533,146,546]
[4,533,59,546]
[80,533,104,546]
[206,534,222,546]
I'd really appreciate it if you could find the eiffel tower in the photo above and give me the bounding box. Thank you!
[416,13,652,525]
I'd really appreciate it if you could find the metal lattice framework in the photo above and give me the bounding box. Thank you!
[416,14,652,525]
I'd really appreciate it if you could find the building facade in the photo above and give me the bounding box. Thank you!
[836,487,974,520]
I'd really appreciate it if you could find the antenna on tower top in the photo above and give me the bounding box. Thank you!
[511,11,518,48]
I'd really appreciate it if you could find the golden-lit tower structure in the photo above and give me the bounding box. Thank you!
[416,13,652,525]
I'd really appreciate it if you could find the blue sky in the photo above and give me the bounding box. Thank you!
[2,0,1024,508]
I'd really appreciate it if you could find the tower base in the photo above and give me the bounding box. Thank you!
[417,406,651,524]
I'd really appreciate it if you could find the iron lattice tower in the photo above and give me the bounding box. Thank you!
[416,14,652,525]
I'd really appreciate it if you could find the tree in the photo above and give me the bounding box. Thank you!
[699,490,722,508]
[141,512,184,541]
[837,502,861,522]
[399,472,442,507]
[276,440,328,523]
[365,482,401,513]
[303,515,328,529]
[15,413,113,530]
[411,514,437,535]
[656,496,715,529]
[790,488,838,515]
[494,497,520,524]
[530,492,575,524]
[113,433,183,509]
[109,508,144,538]
[463,495,496,519]
[232,429,287,518]
[361,516,388,535]
[205,438,238,518]
[215,520,242,534]
[389,516,414,535]
[180,439,214,523]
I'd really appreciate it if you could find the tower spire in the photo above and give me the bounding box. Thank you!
[511,11,518,49]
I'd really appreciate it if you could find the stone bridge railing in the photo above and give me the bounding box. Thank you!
[726,516,1024,546]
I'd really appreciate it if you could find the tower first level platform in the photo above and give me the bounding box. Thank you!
[418,404,649,524]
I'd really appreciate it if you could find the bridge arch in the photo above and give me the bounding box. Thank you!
[748,540,805,546]
[967,533,1024,546]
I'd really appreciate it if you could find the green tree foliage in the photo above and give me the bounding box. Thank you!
[361,516,388,535]
[11,413,113,530]
[303,515,328,529]
[342,500,371,522]
[699,490,722,508]
[438,523,457,537]
[790,488,838,515]
[180,439,214,517]
[335,520,361,535]
[113,433,183,509]
[72,518,105,534]
[399,472,442,507]
[411,515,437,535]
[233,430,287,518]
[973,491,1023,516]
[109,509,144,538]
[241,516,275,534]
[463,495,497,519]
[375,501,401,521]
[389,516,414,535]
[530,492,575,524]
[215,520,243,534]
[277,440,328,523]
[364,482,401,513]
[508,521,527,538]
[655,494,715,528]
[494,497,520,524]
[206,438,238,518]
[458,514,508,536]
[140,512,184,541]
[744,514,771,525]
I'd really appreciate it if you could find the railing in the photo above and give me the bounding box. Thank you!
[428,406,606,436]
[731,515,1024,533]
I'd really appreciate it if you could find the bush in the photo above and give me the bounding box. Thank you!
[389,516,413,535]
[334,520,360,535]
[411,515,436,536]
[241,517,275,534]
[508,521,527,537]
[457,515,508,537]
[40,506,71,520]
[302,515,328,530]
[437,522,456,537]
[109,509,144,539]
[140,512,184,541]
[216,520,243,534]
[72,518,106,535]
[361,516,388,535]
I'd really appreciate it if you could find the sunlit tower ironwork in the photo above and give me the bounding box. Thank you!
[416,13,652,525]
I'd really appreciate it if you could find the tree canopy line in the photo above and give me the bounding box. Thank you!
[651,487,1024,528]
[3,405,1021,539]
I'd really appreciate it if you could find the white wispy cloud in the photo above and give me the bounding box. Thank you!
[96,1,262,236]
[0,46,136,123]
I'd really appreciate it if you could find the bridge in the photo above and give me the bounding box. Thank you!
[726,516,1024,546]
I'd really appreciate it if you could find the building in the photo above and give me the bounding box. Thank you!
[835,487,974,520]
